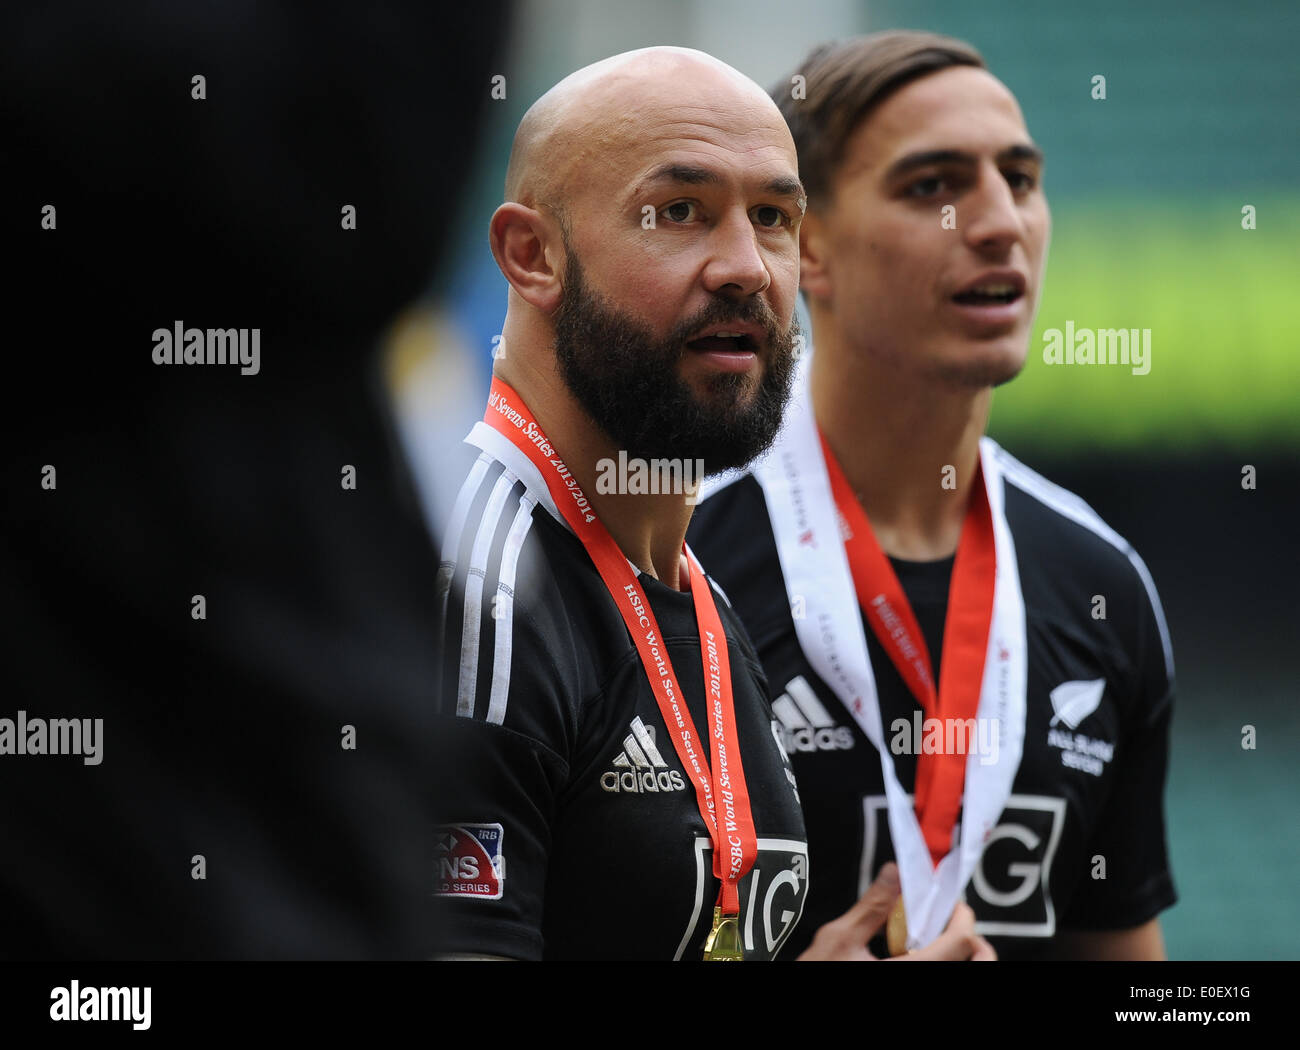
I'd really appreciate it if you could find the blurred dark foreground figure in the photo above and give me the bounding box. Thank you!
[0,1,510,958]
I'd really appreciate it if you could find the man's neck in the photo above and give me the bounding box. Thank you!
[495,354,693,590]
[809,335,990,562]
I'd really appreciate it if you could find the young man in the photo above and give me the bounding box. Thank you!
[689,32,1177,960]
[434,45,995,962]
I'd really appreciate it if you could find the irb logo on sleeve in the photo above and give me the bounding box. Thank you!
[437,823,505,900]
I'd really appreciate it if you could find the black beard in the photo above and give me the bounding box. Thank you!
[552,252,799,476]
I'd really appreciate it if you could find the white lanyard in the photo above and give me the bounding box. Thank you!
[751,354,1027,948]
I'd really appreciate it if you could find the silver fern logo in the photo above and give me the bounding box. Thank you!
[1049,679,1105,729]
[1047,679,1113,777]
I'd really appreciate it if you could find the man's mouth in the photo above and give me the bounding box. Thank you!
[686,331,760,354]
[684,329,762,376]
[951,282,1023,306]
[948,272,1028,331]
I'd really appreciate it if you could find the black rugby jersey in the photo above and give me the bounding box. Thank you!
[434,429,809,960]
[688,440,1177,959]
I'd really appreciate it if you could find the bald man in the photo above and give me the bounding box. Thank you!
[432,47,991,962]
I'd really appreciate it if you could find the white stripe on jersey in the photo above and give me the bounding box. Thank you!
[457,469,519,718]
[438,453,492,620]
[466,420,568,529]
[987,438,1175,681]
[708,575,734,609]
[485,492,537,726]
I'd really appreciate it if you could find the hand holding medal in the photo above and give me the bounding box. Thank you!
[796,864,996,961]
[886,897,910,957]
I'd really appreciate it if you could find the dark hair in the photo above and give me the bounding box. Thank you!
[775,31,986,208]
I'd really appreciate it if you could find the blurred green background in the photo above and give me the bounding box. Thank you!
[395,0,1299,959]
[1002,195,1298,450]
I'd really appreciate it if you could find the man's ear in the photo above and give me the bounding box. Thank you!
[489,203,565,313]
[798,207,833,304]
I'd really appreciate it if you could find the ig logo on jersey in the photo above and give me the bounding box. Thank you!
[861,794,1066,937]
[676,837,810,960]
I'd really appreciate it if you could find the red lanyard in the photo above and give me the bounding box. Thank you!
[819,431,996,865]
[484,378,757,914]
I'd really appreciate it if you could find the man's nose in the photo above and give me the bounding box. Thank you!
[701,210,772,298]
[962,165,1025,255]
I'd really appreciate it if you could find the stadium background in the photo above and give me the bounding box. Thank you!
[388,0,1300,959]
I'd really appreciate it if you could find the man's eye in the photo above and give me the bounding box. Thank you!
[661,201,697,223]
[1006,170,1038,192]
[751,205,789,228]
[906,176,945,198]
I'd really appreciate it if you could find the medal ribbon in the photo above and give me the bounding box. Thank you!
[743,349,1026,948]
[483,377,757,915]
[818,431,996,865]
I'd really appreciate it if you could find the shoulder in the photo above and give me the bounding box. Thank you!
[437,452,597,751]
[986,438,1174,684]
[988,439,1156,589]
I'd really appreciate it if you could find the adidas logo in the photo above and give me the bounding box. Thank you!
[599,716,687,794]
[774,676,855,753]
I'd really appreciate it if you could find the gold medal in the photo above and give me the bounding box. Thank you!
[703,906,744,961]
[886,897,909,957]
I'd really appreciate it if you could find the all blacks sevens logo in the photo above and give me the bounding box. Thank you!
[860,793,1067,937]
[675,837,810,960]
